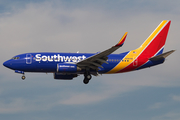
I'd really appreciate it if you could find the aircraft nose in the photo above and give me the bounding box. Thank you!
[3,60,11,68]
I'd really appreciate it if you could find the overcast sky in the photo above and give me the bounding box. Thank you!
[0,0,180,120]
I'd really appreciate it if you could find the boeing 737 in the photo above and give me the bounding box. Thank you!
[3,20,175,84]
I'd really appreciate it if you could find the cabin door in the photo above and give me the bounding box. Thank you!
[26,54,32,64]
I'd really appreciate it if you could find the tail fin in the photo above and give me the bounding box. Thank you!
[136,20,171,56]
[111,20,172,73]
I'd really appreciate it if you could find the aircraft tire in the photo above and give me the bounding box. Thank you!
[83,71,92,84]
[22,76,26,80]
[86,74,92,80]
[83,78,89,84]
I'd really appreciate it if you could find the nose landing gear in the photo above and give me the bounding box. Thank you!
[15,70,26,80]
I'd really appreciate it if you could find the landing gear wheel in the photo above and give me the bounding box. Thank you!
[86,74,92,80]
[83,72,92,84]
[22,75,26,80]
[83,79,89,84]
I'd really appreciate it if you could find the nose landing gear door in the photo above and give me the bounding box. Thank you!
[26,54,32,64]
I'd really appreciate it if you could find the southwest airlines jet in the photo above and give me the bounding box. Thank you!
[3,20,175,84]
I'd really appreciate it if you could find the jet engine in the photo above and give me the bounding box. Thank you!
[54,73,78,80]
[57,63,81,73]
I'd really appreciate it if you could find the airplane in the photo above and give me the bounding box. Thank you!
[3,20,175,84]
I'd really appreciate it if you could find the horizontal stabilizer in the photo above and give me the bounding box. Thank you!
[149,50,175,61]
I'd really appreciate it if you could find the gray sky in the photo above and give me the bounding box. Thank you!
[0,0,180,120]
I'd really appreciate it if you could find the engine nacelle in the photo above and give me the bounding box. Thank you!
[54,73,77,80]
[57,63,81,73]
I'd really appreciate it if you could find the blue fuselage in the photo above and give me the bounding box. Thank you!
[3,52,129,74]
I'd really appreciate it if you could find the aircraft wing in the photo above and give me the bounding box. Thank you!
[76,32,127,70]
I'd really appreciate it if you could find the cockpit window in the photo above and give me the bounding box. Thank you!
[12,57,20,60]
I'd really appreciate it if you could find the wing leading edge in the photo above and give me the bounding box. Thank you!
[76,32,128,70]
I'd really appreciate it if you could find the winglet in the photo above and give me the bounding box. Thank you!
[114,32,128,47]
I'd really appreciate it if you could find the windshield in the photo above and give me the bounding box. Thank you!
[12,57,20,60]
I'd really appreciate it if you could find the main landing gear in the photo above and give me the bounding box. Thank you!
[83,71,92,84]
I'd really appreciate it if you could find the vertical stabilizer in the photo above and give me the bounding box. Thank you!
[107,20,171,73]
[136,20,171,56]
